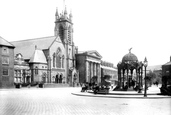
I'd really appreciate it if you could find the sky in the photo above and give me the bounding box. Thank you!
[0,0,171,66]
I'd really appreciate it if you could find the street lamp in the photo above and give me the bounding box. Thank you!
[144,57,148,97]
[138,61,143,93]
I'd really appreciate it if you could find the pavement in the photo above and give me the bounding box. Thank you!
[72,85,171,99]
[0,85,171,115]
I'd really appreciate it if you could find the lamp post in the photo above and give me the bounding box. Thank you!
[144,57,148,97]
[138,62,143,93]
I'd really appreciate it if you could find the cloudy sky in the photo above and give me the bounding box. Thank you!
[0,0,171,66]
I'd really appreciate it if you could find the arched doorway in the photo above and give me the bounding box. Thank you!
[55,74,59,83]
[59,74,63,83]
[26,76,31,84]
[42,72,46,83]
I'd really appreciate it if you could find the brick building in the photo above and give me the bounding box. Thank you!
[0,36,15,88]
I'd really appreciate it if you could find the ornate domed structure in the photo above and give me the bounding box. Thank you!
[116,48,144,92]
[122,52,138,63]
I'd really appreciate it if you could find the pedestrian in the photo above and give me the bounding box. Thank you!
[156,81,158,87]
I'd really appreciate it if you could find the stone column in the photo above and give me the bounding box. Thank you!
[98,63,101,84]
[135,69,138,87]
[91,62,93,79]
[122,69,125,89]
[85,60,89,82]
[94,63,96,76]
[89,62,91,82]
[130,69,133,87]
[118,69,121,87]
[93,62,95,77]
[96,63,98,78]
[120,70,123,88]
[127,69,129,87]
[136,69,139,84]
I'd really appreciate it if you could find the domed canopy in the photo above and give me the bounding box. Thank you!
[122,52,138,63]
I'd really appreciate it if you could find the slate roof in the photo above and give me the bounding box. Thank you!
[29,48,47,64]
[163,62,171,66]
[0,36,15,47]
[11,36,56,59]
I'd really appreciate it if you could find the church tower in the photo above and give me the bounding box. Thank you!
[54,3,77,86]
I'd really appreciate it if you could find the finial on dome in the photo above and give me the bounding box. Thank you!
[129,47,132,53]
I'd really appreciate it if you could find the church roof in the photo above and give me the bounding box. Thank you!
[29,47,47,64]
[11,36,56,59]
[0,36,15,47]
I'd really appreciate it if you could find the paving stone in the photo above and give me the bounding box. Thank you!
[0,87,171,115]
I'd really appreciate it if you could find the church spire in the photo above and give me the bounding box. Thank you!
[69,10,72,22]
[55,8,59,20]
[63,0,66,12]
[64,6,68,19]
[63,0,68,20]
[64,6,67,15]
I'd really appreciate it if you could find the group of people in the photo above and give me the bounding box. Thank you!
[80,82,89,92]
[80,82,111,94]
[153,81,159,87]
[81,82,99,92]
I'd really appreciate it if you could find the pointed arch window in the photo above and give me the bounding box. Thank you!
[68,26,71,45]
[59,25,64,43]
[56,48,62,68]
[62,55,65,68]
[53,53,56,67]
[35,66,38,75]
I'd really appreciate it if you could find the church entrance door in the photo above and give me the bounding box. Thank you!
[55,75,59,83]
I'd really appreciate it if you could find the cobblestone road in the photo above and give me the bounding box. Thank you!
[0,87,171,115]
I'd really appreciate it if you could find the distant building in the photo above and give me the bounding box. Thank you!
[162,56,171,77]
[0,36,15,88]
[14,53,31,85]
[101,61,117,85]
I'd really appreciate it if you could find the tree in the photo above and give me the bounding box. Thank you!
[103,75,111,87]
[147,70,156,86]
[104,75,111,80]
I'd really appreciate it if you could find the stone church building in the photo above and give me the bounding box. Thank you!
[11,7,78,86]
